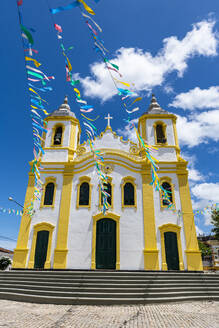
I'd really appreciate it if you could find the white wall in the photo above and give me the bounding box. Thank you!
[66,162,145,270]
[153,172,187,269]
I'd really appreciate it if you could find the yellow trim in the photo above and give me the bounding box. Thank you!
[121,176,137,209]
[91,212,120,270]
[177,173,203,271]
[53,173,74,269]
[40,177,57,209]
[159,176,176,209]
[153,121,167,145]
[69,123,78,160]
[141,170,159,270]
[173,119,181,159]
[51,123,65,147]
[12,173,35,268]
[99,176,114,210]
[45,116,81,134]
[159,223,184,271]
[76,176,92,209]
[28,222,55,269]
[139,113,177,121]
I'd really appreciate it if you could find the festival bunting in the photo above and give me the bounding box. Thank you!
[16,0,54,216]
[47,8,110,213]
[76,7,176,209]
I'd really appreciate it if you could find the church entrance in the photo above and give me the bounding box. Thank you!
[164,231,179,270]
[96,219,116,269]
[34,230,49,269]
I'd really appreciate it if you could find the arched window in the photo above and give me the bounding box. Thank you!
[53,126,63,145]
[101,182,112,206]
[79,182,90,206]
[156,124,166,144]
[161,181,173,206]
[44,183,55,206]
[124,182,135,205]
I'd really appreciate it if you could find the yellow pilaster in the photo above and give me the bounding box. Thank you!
[13,173,35,268]
[53,172,74,269]
[177,172,203,271]
[142,169,159,270]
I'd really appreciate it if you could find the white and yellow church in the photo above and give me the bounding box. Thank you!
[13,95,203,271]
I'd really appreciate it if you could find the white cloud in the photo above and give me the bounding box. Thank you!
[169,86,219,110]
[77,19,218,101]
[190,183,219,227]
[177,109,219,147]
[191,183,219,203]
[189,169,204,182]
[196,225,204,236]
[181,152,204,182]
[117,118,138,142]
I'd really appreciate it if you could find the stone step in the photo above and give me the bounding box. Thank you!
[1,271,213,278]
[1,284,219,293]
[1,280,219,289]
[0,277,218,285]
[0,291,219,305]
[1,273,215,279]
[0,287,219,299]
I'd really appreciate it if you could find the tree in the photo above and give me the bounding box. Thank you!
[211,207,219,240]
[198,240,212,258]
[0,257,12,270]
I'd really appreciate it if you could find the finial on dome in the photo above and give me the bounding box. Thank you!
[146,93,168,114]
[64,95,68,104]
[59,95,70,111]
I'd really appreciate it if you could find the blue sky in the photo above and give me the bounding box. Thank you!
[1,0,219,250]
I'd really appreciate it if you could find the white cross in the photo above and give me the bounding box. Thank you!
[104,113,113,128]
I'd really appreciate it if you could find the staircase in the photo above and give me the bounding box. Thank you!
[0,270,219,305]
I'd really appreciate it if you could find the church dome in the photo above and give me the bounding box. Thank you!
[143,94,170,115]
[49,96,76,118]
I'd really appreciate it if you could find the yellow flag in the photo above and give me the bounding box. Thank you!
[113,77,130,87]
[25,56,41,67]
[78,0,95,15]
[74,88,81,97]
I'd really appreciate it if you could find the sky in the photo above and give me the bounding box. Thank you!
[0,0,219,250]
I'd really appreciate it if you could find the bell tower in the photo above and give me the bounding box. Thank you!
[42,96,81,162]
[138,94,180,161]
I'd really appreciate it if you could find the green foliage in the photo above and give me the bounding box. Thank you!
[211,208,219,240]
[198,240,212,258]
[0,257,12,270]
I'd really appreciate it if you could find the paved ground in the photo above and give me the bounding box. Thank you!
[0,300,219,328]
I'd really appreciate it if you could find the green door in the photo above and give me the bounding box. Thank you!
[164,231,179,270]
[96,219,116,269]
[34,230,49,269]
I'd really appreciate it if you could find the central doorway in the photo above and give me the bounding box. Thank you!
[164,231,179,270]
[96,218,116,269]
[34,230,49,269]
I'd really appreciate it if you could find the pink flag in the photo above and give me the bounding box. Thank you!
[54,24,62,33]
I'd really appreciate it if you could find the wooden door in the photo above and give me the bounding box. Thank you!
[34,230,49,269]
[164,231,179,270]
[96,219,116,269]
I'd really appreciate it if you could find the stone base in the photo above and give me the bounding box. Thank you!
[53,249,68,269]
[143,249,159,270]
[12,249,29,268]
[186,250,203,271]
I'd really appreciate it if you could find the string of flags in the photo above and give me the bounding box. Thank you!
[16,0,54,216]
[49,3,110,213]
[7,0,215,218]
[49,0,176,211]
[0,208,22,216]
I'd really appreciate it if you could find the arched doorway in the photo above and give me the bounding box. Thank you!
[34,230,49,269]
[164,231,179,270]
[96,219,116,269]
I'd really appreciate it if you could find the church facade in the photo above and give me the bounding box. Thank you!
[13,95,203,271]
